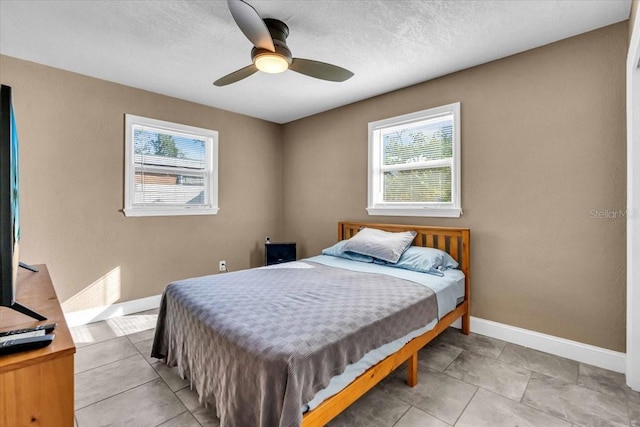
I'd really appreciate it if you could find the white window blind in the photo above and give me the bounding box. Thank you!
[368,103,461,217]
[124,115,218,217]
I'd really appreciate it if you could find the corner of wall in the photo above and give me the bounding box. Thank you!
[631,0,639,42]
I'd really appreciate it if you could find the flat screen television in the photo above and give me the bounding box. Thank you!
[0,84,45,322]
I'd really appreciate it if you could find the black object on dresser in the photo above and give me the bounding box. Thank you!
[265,242,296,266]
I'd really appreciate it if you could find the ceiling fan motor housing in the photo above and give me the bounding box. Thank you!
[250,18,292,64]
[263,18,289,46]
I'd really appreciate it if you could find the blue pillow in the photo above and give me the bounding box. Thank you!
[322,240,375,263]
[376,246,459,275]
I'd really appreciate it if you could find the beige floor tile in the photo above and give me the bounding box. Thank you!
[74,336,138,374]
[158,411,202,427]
[75,378,184,427]
[327,386,410,427]
[70,320,124,348]
[153,361,190,392]
[457,388,571,427]
[134,337,156,364]
[110,311,158,335]
[579,363,640,403]
[418,341,463,372]
[434,328,506,359]
[382,366,476,425]
[445,351,531,401]
[74,353,158,409]
[630,400,640,427]
[522,372,630,427]
[175,387,220,427]
[127,326,156,344]
[499,343,578,383]
[393,406,450,427]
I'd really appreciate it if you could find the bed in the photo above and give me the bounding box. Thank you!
[151,221,470,427]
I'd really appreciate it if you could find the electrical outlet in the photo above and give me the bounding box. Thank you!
[219,260,227,272]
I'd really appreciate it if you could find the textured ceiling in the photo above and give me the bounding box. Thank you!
[0,0,632,124]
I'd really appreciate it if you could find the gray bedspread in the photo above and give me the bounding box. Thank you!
[151,261,437,427]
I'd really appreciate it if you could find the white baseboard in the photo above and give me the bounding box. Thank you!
[452,316,626,374]
[64,294,162,328]
[65,296,626,374]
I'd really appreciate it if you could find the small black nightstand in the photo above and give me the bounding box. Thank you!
[265,242,296,266]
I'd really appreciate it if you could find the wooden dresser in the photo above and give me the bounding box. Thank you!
[0,265,75,427]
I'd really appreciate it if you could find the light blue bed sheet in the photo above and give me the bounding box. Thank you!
[300,255,466,412]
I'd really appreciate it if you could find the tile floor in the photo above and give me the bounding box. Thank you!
[70,310,640,427]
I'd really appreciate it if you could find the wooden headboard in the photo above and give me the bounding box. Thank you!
[337,221,471,290]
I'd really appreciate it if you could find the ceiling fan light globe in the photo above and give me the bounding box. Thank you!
[254,53,290,74]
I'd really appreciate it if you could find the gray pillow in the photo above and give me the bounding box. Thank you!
[342,227,417,263]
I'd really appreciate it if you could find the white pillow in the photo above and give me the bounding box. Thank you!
[342,228,417,263]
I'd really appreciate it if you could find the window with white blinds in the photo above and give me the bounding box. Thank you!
[367,103,461,217]
[123,114,218,217]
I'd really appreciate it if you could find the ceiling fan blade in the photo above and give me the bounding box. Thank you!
[213,64,258,87]
[289,58,354,82]
[227,0,275,52]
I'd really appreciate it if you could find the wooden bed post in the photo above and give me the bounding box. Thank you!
[461,311,470,335]
[460,229,471,335]
[406,352,418,387]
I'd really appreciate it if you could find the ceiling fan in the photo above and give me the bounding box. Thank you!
[214,0,354,87]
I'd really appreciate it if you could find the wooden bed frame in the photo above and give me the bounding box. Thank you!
[301,221,471,427]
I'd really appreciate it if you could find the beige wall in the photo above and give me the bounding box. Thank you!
[0,55,284,312]
[282,23,628,352]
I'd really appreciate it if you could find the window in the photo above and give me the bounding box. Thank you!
[367,102,461,218]
[124,114,218,217]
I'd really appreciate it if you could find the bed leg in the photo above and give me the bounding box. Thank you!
[461,311,470,335]
[407,353,418,387]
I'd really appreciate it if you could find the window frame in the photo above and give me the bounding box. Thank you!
[123,114,219,217]
[367,102,461,218]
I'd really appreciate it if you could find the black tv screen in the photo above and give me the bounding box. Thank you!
[0,84,45,322]
[0,84,19,308]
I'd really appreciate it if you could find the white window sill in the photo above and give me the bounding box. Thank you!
[366,207,462,218]
[123,207,219,217]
